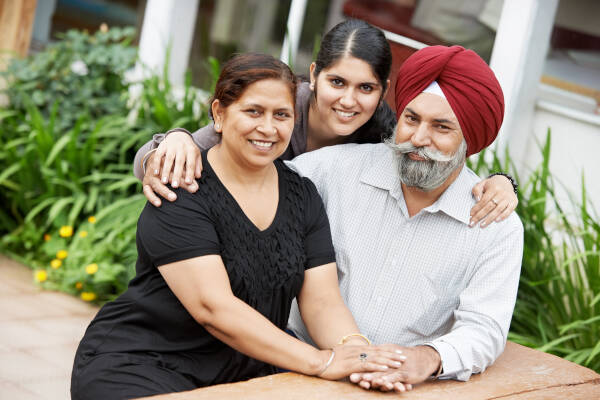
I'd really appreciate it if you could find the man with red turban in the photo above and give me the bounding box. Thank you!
[287,45,523,392]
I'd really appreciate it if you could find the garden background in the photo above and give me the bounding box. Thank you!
[1,0,599,382]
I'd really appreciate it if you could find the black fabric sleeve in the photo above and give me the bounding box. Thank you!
[137,186,221,267]
[301,177,336,270]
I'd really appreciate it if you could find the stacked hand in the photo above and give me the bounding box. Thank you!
[316,344,408,381]
[348,345,441,393]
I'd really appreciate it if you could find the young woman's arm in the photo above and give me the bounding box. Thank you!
[134,126,219,206]
[159,256,403,379]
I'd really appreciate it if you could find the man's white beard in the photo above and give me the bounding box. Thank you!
[385,137,467,192]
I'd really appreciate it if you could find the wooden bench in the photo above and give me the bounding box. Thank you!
[144,342,600,399]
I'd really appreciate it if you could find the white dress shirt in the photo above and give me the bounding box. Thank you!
[286,143,523,381]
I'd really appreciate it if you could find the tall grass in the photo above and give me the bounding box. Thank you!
[469,130,600,372]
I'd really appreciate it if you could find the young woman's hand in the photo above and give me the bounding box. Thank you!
[470,175,518,227]
[142,131,203,206]
[317,344,405,381]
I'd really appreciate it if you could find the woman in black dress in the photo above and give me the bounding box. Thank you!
[71,53,405,399]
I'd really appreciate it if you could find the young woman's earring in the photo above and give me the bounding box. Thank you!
[215,123,221,130]
[309,83,314,91]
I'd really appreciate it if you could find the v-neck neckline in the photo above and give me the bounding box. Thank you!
[202,150,285,235]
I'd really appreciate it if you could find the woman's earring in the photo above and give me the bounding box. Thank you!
[309,83,314,91]
[215,123,220,130]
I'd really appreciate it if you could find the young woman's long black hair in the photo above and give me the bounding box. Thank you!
[312,19,396,142]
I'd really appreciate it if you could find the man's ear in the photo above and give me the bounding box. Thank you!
[211,100,223,132]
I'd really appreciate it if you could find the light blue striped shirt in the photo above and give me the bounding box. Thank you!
[287,143,523,381]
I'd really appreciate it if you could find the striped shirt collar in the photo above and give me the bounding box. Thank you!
[359,146,474,225]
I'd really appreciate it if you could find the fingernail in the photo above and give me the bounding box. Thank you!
[162,177,168,184]
[172,180,178,187]
[154,169,159,175]
[395,350,403,354]
[496,217,501,222]
[398,355,407,361]
[477,195,481,201]
[168,193,176,201]
[469,219,475,227]
[185,178,192,184]
[380,365,388,370]
[191,184,198,191]
[480,221,487,227]
[392,361,402,367]
[154,202,160,207]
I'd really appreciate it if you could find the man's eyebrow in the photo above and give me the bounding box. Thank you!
[432,118,457,125]
[405,107,419,116]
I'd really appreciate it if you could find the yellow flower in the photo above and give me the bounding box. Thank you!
[56,250,68,259]
[35,270,48,282]
[88,216,97,224]
[75,282,83,290]
[59,226,73,237]
[81,292,97,302]
[79,230,88,238]
[50,259,62,269]
[85,263,98,274]
[43,234,51,241]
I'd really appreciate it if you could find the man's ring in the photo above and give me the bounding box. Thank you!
[492,198,499,205]
[359,353,368,363]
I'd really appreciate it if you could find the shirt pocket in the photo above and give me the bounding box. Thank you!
[405,272,458,339]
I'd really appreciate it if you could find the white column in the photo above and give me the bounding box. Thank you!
[490,0,558,162]
[280,0,308,66]
[137,0,199,85]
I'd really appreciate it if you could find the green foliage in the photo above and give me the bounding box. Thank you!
[0,27,212,302]
[2,27,137,131]
[468,130,600,373]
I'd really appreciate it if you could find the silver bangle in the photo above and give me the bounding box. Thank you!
[317,349,335,376]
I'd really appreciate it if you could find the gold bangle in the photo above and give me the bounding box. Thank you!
[338,333,371,346]
[141,148,158,175]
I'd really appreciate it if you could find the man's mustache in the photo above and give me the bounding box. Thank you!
[388,141,455,163]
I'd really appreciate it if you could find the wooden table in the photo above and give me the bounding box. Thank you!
[145,342,600,399]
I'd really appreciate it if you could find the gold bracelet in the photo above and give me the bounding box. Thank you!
[338,333,371,345]
[141,148,158,175]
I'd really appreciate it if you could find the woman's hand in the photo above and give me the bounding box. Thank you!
[142,131,203,206]
[317,344,406,381]
[470,175,518,227]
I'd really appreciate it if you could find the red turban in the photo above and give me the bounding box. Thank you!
[394,45,504,157]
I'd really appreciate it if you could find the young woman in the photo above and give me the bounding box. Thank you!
[71,54,404,399]
[133,20,518,227]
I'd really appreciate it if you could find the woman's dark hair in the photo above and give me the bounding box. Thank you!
[209,53,297,119]
[313,19,395,142]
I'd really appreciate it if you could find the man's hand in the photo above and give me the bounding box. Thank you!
[349,345,441,392]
